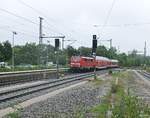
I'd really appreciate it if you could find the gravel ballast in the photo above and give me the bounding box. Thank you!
[129,71,150,105]
[8,77,111,118]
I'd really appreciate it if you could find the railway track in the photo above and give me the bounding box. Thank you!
[0,72,97,104]
[137,70,150,80]
[0,68,114,86]
[0,69,111,106]
[0,68,69,86]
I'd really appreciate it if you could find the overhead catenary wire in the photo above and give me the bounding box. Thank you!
[0,8,38,25]
[17,0,95,49]
[16,0,80,49]
[0,23,38,34]
[0,8,60,35]
[101,0,116,33]
[94,22,150,28]
[0,26,38,38]
[0,11,62,46]
[17,0,65,36]
[17,0,78,37]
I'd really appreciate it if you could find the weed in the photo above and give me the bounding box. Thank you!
[6,112,20,118]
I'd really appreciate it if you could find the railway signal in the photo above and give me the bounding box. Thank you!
[55,38,60,79]
[92,35,97,54]
[55,38,60,50]
[92,35,97,79]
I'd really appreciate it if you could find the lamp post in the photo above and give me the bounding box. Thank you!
[12,31,17,71]
[46,40,50,68]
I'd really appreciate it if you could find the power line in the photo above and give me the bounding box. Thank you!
[94,22,150,28]
[0,8,64,36]
[17,0,44,16]
[0,23,37,33]
[0,8,38,25]
[101,0,116,33]
[17,0,65,35]
[0,27,38,38]
[17,0,78,37]
[0,23,38,36]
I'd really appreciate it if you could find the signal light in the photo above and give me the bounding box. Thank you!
[93,39,97,49]
[92,35,97,53]
[93,35,97,40]
[55,39,59,49]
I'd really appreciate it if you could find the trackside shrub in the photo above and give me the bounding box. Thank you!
[112,95,150,118]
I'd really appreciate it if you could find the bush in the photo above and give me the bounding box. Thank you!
[112,95,150,118]
[108,70,112,75]
[111,84,118,93]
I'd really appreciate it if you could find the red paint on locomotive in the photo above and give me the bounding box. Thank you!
[70,56,118,70]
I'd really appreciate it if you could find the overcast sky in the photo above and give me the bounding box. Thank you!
[0,0,150,55]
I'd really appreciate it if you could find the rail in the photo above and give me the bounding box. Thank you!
[0,72,94,103]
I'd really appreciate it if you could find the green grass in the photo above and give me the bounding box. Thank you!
[90,90,112,118]
[91,77,103,85]
[90,71,150,118]
[5,105,23,118]
[6,112,20,118]
[90,104,109,118]
[91,104,108,113]
[111,71,128,78]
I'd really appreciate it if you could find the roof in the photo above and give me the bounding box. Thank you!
[71,56,118,62]
[96,56,110,61]
[81,56,93,60]
[71,56,93,60]
[111,59,119,63]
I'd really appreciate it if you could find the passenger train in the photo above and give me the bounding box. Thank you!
[70,56,118,71]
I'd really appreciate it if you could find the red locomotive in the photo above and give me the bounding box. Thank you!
[70,56,118,71]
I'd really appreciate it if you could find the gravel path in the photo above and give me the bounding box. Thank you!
[6,76,111,118]
[128,71,150,105]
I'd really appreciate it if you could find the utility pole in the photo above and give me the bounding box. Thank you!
[144,41,146,57]
[39,17,43,45]
[144,41,147,66]
[46,40,50,68]
[38,17,65,68]
[12,31,17,71]
[110,39,112,48]
[117,46,120,53]
[62,38,64,50]
[39,17,43,65]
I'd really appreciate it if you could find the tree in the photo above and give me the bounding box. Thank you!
[96,45,108,57]
[0,43,4,61]
[14,43,39,65]
[67,46,78,58]
[129,49,137,57]
[3,41,12,61]
[118,53,127,66]
[78,47,91,56]
[0,41,12,62]
[107,47,117,59]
